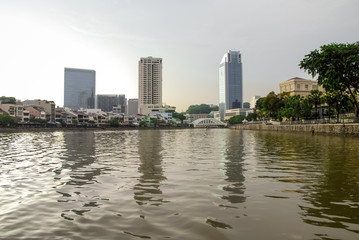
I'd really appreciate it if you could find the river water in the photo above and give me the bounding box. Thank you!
[0,129,358,240]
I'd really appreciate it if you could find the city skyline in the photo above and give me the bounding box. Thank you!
[1,0,359,112]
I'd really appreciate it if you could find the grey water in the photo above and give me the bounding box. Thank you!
[0,129,358,240]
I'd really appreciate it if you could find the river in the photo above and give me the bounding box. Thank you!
[0,129,358,239]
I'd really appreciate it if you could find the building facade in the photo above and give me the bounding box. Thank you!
[279,77,324,97]
[64,68,96,110]
[250,96,261,109]
[96,94,126,113]
[138,57,162,115]
[219,50,243,120]
[127,98,138,115]
[23,99,56,122]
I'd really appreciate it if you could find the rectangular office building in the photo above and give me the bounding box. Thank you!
[64,68,96,110]
[219,50,243,120]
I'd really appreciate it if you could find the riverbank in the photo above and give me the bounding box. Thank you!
[0,125,191,133]
[229,123,359,136]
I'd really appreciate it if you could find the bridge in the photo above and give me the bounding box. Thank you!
[191,118,227,128]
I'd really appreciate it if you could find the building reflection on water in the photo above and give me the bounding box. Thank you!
[54,131,105,220]
[221,130,246,204]
[133,130,166,206]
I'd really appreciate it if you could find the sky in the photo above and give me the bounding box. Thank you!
[1,0,358,112]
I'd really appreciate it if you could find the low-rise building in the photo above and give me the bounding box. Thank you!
[279,77,324,96]
[0,100,27,122]
[213,108,249,120]
[23,99,56,122]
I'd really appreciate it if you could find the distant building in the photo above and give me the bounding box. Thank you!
[279,77,324,97]
[0,100,26,122]
[213,108,248,120]
[96,94,126,113]
[138,57,162,115]
[250,96,261,109]
[127,98,138,115]
[219,50,243,120]
[64,68,96,110]
[23,99,56,122]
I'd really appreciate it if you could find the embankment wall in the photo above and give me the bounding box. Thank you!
[229,123,359,135]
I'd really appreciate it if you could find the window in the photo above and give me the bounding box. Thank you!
[297,84,300,90]
[305,84,308,90]
[312,85,318,90]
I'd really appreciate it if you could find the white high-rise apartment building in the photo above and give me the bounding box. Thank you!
[138,57,162,115]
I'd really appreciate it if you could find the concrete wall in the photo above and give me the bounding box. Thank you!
[230,123,359,135]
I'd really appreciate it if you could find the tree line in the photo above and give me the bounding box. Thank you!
[254,89,351,122]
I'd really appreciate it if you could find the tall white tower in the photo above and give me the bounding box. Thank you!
[138,57,162,115]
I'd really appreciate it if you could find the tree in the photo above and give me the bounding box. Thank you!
[263,91,283,120]
[139,119,148,127]
[108,117,119,126]
[308,90,323,120]
[151,118,160,127]
[281,94,302,121]
[186,104,218,114]
[228,115,245,124]
[300,97,313,120]
[246,112,257,121]
[300,42,359,122]
[0,114,15,126]
[171,112,186,123]
[0,96,16,104]
[243,102,250,108]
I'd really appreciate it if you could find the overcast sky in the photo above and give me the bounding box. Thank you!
[1,0,358,112]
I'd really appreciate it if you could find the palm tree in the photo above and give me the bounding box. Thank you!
[308,90,323,120]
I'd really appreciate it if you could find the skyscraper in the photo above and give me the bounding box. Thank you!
[64,68,96,110]
[219,50,243,120]
[96,94,126,113]
[138,57,162,115]
[127,98,138,115]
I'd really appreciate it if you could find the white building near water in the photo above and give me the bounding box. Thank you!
[250,96,261,109]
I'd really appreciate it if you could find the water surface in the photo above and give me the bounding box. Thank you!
[0,129,358,239]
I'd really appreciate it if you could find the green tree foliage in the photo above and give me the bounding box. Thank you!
[186,104,218,114]
[308,90,324,119]
[171,112,186,123]
[263,91,283,120]
[281,95,302,120]
[300,42,359,121]
[151,118,160,126]
[246,112,257,121]
[108,117,119,126]
[243,102,250,108]
[0,114,15,126]
[0,96,16,104]
[300,98,313,120]
[228,115,245,124]
[139,119,148,126]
